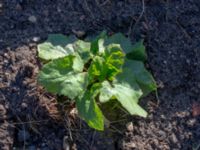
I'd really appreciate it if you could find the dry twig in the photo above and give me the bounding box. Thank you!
[128,0,145,37]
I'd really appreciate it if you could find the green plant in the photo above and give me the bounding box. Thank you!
[37,31,157,130]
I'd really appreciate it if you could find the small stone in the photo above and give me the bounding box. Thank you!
[80,15,85,20]
[0,104,6,119]
[160,114,166,119]
[187,118,196,127]
[163,60,167,64]
[129,142,136,148]
[170,133,178,144]
[72,29,86,38]
[16,4,22,10]
[126,122,134,132]
[21,102,28,109]
[158,130,166,139]
[153,139,159,145]
[186,59,190,64]
[28,15,37,23]
[57,7,61,12]
[176,111,189,118]
[32,37,40,42]
[3,53,8,57]
[63,136,70,150]
[158,80,164,88]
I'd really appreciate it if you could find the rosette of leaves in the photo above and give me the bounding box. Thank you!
[37,32,157,130]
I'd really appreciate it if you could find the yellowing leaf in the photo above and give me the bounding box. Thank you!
[103,44,125,80]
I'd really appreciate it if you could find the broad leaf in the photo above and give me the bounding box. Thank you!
[126,40,147,62]
[38,56,87,99]
[90,31,107,54]
[73,54,84,72]
[47,34,76,46]
[100,68,147,117]
[124,59,157,96]
[73,40,92,63]
[99,80,147,117]
[105,33,133,54]
[38,34,76,60]
[76,84,104,130]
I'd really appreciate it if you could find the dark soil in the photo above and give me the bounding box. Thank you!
[1,0,200,149]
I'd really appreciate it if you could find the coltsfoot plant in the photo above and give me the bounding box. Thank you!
[37,31,157,130]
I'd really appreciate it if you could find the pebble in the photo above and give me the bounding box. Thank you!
[28,15,37,23]
[176,111,189,118]
[0,104,6,115]
[63,136,70,150]
[32,36,40,42]
[16,4,22,10]
[126,122,134,132]
[129,142,136,148]
[80,15,85,20]
[187,118,196,127]
[158,130,166,139]
[0,104,6,119]
[153,139,159,146]
[72,29,86,38]
[163,60,167,64]
[21,102,28,109]
[170,133,178,144]
[0,3,3,10]
[57,7,61,13]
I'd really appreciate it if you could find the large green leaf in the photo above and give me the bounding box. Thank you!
[73,40,92,63]
[76,84,104,130]
[38,34,76,60]
[38,56,87,99]
[72,53,84,72]
[105,33,133,54]
[126,40,147,62]
[100,68,147,117]
[124,59,157,96]
[99,80,147,117]
[90,31,107,54]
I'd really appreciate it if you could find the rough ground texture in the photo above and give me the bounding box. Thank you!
[0,0,200,149]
